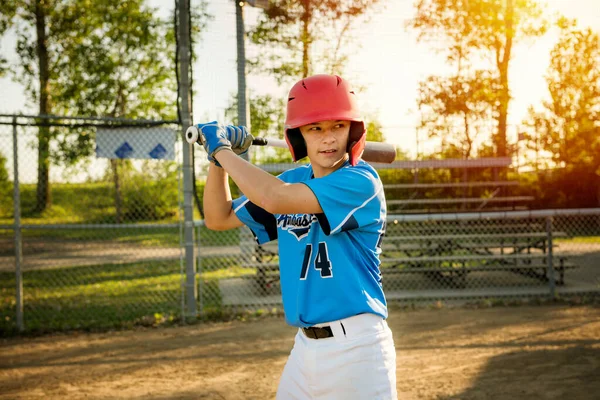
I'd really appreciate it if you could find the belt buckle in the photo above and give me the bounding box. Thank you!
[302,326,333,339]
[302,327,315,339]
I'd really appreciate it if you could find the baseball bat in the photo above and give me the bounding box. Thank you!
[185,126,397,164]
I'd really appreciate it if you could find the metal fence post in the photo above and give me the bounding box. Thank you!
[197,223,203,317]
[235,0,256,269]
[545,216,555,298]
[178,0,197,319]
[12,117,24,331]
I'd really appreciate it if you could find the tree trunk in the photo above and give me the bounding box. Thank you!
[111,159,123,223]
[462,112,470,206]
[596,173,600,234]
[301,0,311,77]
[492,0,514,184]
[495,0,513,160]
[108,93,127,223]
[34,0,51,213]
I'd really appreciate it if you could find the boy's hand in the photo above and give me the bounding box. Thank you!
[196,121,232,167]
[225,125,254,157]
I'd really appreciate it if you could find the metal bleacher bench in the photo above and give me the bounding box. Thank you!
[380,230,575,287]
[380,157,531,213]
[387,196,534,206]
[396,206,531,214]
[384,181,520,189]
[379,253,576,287]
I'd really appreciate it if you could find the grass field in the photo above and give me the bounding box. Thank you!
[0,258,260,336]
[556,236,600,244]
[0,180,190,224]
[0,222,241,250]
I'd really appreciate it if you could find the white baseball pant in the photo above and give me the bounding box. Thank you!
[276,313,397,400]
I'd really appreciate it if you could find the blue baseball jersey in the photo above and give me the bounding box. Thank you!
[232,159,388,328]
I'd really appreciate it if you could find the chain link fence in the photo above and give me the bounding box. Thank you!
[1,116,599,334]
[0,115,185,334]
[197,210,600,316]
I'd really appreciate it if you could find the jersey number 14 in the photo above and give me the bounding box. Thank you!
[300,242,332,279]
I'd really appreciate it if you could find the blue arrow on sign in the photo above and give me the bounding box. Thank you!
[149,143,167,159]
[115,142,134,159]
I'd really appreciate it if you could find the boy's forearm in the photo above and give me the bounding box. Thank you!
[214,149,285,211]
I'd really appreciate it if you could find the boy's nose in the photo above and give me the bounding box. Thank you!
[322,129,336,141]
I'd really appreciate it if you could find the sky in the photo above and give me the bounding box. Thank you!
[1,0,599,161]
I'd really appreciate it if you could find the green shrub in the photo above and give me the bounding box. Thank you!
[0,152,12,217]
[122,161,179,221]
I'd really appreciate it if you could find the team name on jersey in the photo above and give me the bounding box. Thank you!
[277,214,318,240]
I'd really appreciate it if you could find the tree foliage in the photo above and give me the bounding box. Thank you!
[14,1,180,166]
[418,70,501,158]
[365,118,385,143]
[225,93,290,163]
[0,151,11,216]
[408,0,547,158]
[1,0,209,213]
[239,1,383,163]
[523,18,600,172]
[0,0,18,76]
[248,0,381,84]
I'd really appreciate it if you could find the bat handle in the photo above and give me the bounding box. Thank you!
[186,126,269,147]
[251,137,268,146]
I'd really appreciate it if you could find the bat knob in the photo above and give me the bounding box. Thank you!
[185,126,200,144]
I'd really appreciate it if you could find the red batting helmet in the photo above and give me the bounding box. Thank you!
[284,74,366,166]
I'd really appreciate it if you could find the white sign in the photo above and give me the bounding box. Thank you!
[96,127,176,160]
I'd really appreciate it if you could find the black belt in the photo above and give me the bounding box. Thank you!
[302,326,334,339]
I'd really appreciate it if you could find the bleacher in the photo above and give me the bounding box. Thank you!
[378,157,534,214]
[380,219,575,289]
[378,157,575,290]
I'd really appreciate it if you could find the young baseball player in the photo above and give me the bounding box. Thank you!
[199,74,397,399]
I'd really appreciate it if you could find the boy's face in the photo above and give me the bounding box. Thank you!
[298,120,350,177]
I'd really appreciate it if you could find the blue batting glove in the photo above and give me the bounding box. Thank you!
[196,121,232,167]
[225,125,253,158]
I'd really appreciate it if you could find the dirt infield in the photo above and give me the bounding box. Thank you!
[1,304,599,400]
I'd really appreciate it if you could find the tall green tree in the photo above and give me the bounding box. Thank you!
[523,18,600,174]
[0,0,208,215]
[249,0,381,83]
[0,0,55,211]
[417,70,501,159]
[237,1,382,164]
[408,0,547,158]
[0,1,17,76]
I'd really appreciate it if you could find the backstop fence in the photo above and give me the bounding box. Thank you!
[197,209,600,317]
[0,114,185,334]
[0,114,599,334]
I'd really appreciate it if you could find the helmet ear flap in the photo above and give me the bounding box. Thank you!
[347,121,366,166]
[284,128,307,162]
